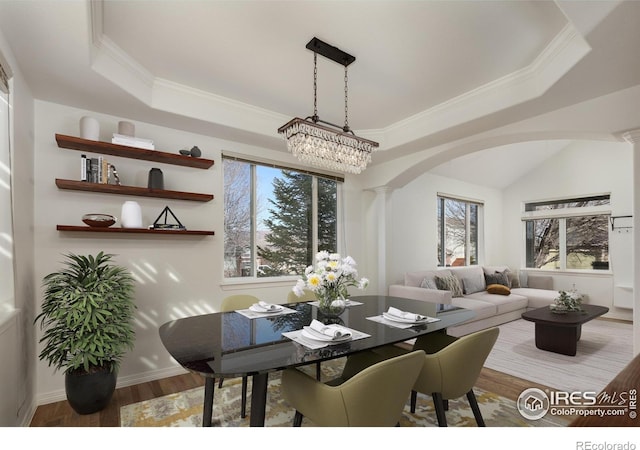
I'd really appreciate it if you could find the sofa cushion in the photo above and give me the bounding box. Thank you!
[484,271,509,287]
[420,277,438,290]
[450,297,497,320]
[450,266,486,294]
[511,287,560,309]
[465,291,528,314]
[435,274,464,298]
[405,269,451,287]
[486,283,511,295]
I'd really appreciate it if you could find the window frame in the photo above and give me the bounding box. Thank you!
[222,154,343,284]
[522,195,611,273]
[437,193,484,267]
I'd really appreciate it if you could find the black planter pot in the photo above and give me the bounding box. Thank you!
[65,366,117,414]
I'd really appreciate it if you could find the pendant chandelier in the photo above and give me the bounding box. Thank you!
[278,37,379,174]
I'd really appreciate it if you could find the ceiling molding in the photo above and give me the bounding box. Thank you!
[88,4,589,154]
[378,22,591,152]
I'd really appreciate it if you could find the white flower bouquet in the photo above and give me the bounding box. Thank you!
[293,251,369,313]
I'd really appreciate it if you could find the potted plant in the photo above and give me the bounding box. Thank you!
[550,286,583,314]
[34,252,136,414]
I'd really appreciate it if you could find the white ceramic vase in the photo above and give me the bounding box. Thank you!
[121,201,142,228]
[79,116,100,141]
[118,121,135,137]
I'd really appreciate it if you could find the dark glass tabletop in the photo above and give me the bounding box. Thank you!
[159,294,475,379]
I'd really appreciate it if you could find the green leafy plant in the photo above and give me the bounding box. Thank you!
[35,252,136,374]
[550,288,583,313]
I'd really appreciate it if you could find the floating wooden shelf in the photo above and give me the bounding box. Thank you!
[55,134,214,169]
[57,225,215,236]
[55,179,214,202]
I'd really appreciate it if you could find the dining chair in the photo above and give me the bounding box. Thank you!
[340,327,499,426]
[287,288,316,303]
[409,327,499,426]
[218,294,260,419]
[281,350,425,427]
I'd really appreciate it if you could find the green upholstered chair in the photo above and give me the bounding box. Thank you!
[281,350,425,427]
[218,294,260,418]
[287,288,316,303]
[341,327,499,427]
[409,327,499,426]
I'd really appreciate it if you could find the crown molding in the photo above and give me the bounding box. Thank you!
[88,5,590,154]
[380,22,591,151]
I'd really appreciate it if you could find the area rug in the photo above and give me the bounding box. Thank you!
[484,318,633,393]
[120,361,569,427]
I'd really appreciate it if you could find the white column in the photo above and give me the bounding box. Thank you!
[623,130,640,357]
[374,187,392,294]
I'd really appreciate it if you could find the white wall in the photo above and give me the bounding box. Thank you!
[33,101,370,404]
[502,140,632,320]
[386,172,503,285]
[0,25,36,426]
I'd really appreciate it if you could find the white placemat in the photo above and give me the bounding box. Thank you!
[283,327,371,349]
[235,306,298,319]
[366,314,440,329]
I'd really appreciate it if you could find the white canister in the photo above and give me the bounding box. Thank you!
[121,201,142,228]
[118,121,135,137]
[79,116,100,141]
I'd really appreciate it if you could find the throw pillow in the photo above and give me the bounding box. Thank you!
[505,269,521,288]
[420,277,438,290]
[484,271,509,287]
[462,275,485,295]
[486,283,511,295]
[435,274,464,298]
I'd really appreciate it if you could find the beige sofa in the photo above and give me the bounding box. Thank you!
[388,266,560,337]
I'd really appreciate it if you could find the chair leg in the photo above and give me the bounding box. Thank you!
[444,399,449,411]
[293,411,303,427]
[218,378,224,388]
[467,390,485,427]
[241,376,248,418]
[410,390,417,413]
[432,392,448,427]
[316,362,321,381]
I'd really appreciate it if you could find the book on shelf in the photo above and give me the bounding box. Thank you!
[83,155,114,184]
[111,133,155,150]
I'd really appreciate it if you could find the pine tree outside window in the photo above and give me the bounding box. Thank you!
[223,156,340,279]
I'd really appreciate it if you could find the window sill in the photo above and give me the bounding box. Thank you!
[521,268,612,277]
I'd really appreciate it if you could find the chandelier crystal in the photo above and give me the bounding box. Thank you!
[278,37,379,174]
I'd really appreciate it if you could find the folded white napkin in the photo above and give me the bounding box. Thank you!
[309,319,351,339]
[387,306,426,321]
[257,301,279,311]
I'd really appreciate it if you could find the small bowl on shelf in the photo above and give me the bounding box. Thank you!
[82,214,116,228]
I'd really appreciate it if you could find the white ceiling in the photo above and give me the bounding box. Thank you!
[0,0,637,185]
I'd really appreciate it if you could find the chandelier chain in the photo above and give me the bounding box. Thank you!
[344,65,349,131]
[313,52,318,121]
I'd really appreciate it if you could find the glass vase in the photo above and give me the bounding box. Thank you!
[317,294,347,317]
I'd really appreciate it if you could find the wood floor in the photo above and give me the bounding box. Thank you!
[29,367,553,427]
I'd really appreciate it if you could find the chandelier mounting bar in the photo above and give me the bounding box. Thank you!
[305,37,356,67]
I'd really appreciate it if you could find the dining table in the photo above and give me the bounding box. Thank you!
[158,294,475,427]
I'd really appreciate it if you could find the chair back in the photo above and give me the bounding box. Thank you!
[338,350,425,426]
[414,327,499,400]
[287,289,316,303]
[220,294,260,312]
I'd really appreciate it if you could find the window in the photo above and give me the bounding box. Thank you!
[223,156,341,279]
[523,195,610,271]
[437,195,482,267]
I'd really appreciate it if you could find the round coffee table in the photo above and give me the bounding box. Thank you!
[521,304,609,356]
